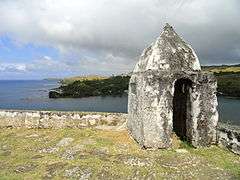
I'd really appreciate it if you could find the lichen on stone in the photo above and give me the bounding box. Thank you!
[128,23,218,149]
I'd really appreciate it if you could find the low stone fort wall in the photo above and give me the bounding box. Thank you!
[0,110,239,155]
[217,123,240,155]
[0,110,127,130]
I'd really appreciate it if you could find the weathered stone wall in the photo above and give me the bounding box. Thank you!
[128,71,173,148]
[128,70,218,149]
[217,123,240,155]
[193,73,219,147]
[128,24,219,149]
[133,23,201,73]
[0,110,127,130]
[0,109,239,155]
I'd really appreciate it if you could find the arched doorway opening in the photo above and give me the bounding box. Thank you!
[172,78,192,141]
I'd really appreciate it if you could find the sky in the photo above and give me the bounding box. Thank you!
[0,0,239,79]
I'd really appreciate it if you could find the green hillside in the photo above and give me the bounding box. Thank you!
[49,65,240,98]
[49,76,130,98]
[202,64,240,97]
[202,64,240,73]
[61,75,107,85]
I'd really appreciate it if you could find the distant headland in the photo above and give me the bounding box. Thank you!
[48,64,240,98]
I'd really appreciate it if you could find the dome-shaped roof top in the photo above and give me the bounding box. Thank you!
[133,23,201,73]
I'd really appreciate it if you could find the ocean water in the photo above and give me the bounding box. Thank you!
[0,80,128,113]
[0,80,239,126]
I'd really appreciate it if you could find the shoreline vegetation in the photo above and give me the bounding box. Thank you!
[203,64,240,97]
[49,64,240,98]
[49,76,130,98]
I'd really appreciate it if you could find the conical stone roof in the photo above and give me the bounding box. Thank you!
[133,23,201,73]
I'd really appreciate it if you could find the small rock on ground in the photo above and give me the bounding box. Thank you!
[39,147,59,154]
[15,164,37,173]
[56,137,74,147]
[61,144,85,160]
[64,166,92,179]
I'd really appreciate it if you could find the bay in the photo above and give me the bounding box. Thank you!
[0,80,239,126]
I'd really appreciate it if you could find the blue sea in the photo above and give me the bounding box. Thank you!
[0,80,239,126]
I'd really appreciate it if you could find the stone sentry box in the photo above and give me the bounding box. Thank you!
[128,24,219,148]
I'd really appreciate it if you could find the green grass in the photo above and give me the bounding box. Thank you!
[51,65,240,99]
[61,75,107,85]
[202,64,240,73]
[52,75,130,98]
[216,75,240,97]
[0,128,239,179]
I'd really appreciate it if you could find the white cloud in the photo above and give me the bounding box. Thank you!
[26,56,71,72]
[0,0,239,76]
[0,56,68,73]
[0,63,27,72]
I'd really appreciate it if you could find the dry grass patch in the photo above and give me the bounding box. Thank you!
[0,128,239,179]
